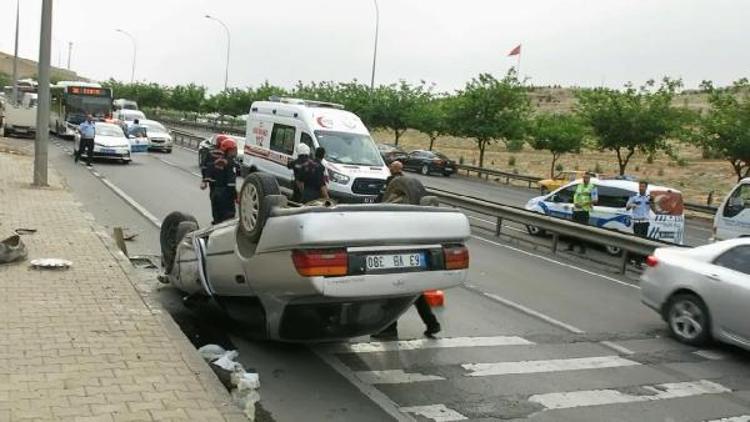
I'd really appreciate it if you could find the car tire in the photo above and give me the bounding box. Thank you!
[526,225,545,236]
[166,148,173,154]
[421,165,430,176]
[443,172,451,177]
[160,212,198,274]
[605,245,623,256]
[238,173,280,244]
[382,176,427,205]
[666,293,711,346]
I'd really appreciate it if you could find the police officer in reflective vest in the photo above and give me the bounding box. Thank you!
[200,137,238,224]
[568,172,598,253]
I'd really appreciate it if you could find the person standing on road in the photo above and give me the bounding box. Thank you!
[75,114,96,167]
[287,143,312,203]
[296,146,329,203]
[372,160,442,340]
[627,181,653,238]
[567,172,598,253]
[201,137,238,224]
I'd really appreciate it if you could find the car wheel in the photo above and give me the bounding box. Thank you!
[421,165,430,176]
[526,225,545,236]
[382,176,427,204]
[666,293,711,346]
[160,212,198,274]
[443,172,451,177]
[238,173,280,243]
[166,148,173,153]
[605,245,622,256]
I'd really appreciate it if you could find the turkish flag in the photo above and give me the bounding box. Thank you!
[508,44,521,56]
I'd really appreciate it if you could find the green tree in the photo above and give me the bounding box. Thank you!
[370,81,427,145]
[575,78,685,175]
[696,78,750,181]
[529,113,587,177]
[446,71,530,168]
[169,83,207,112]
[407,94,448,151]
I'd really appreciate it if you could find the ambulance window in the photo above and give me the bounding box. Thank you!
[270,124,296,155]
[301,133,314,151]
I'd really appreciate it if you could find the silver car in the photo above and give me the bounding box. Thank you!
[139,119,173,152]
[641,238,750,350]
[161,174,471,342]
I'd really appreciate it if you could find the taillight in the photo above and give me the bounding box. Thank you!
[444,245,469,270]
[645,255,659,267]
[292,249,348,277]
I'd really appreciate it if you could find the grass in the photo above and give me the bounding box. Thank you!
[372,128,737,206]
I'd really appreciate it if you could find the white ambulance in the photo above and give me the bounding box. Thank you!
[243,97,389,203]
[713,178,750,241]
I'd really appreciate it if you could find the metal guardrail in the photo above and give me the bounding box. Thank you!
[455,164,542,189]
[169,128,205,149]
[425,187,684,274]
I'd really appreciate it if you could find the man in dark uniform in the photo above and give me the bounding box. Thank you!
[200,137,238,224]
[287,143,311,203]
[372,160,441,340]
[296,147,329,203]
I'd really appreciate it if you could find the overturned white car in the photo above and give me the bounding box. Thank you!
[160,174,470,342]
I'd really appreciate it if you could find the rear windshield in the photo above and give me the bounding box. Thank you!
[651,190,684,215]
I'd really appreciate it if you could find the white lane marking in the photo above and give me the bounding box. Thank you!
[97,176,162,228]
[471,235,641,290]
[481,292,586,334]
[529,379,730,410]
[326,336,534,354]
[462,355,640,377]
[399,404,468,422]
[705,416,750,422]
[355,369,445,384]
[311,348,417,422]
[599,341,636,355]
[695,350,730,361]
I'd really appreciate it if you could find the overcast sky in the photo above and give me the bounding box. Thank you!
[1,0,747,93]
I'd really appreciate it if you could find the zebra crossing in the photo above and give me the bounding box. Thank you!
[316,334,750,421]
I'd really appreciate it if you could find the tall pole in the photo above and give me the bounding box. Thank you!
[11,0,20,104]
[205,15,231,91]
[369,0,379,91]
[116,29,136,83]
[34,0,53,187]
[67,42,73,70]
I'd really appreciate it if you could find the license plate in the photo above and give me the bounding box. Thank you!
[102,148,115,154]
[366,253,425,271]
[363,197,376,204]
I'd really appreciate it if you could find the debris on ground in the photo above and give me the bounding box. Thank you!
[198,344,262,421]
[29,258,72,269]
[0,234,28,264]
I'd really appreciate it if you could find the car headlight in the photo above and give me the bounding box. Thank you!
[327,169,350,184]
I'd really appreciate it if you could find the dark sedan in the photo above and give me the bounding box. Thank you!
[377,143,408,165]
[403,150,456,177]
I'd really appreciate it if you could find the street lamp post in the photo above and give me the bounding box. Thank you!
[205,14,231,91]
[11,0,20,104]
[370,0,379,91]
[115,29,136,83]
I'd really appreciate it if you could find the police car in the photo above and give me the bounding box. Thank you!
[525,178,685,254]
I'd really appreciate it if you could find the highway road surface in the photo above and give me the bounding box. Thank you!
[47,137,750,422]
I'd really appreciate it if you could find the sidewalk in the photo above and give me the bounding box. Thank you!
[0,139,246,421]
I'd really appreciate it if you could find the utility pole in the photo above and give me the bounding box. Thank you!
[205,15,231,91]
[11,0,20,104]
[67,42,73,70]
[115,29,136,83]
[34,0,53,187]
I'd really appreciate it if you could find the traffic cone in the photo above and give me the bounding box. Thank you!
[424,290,444,307]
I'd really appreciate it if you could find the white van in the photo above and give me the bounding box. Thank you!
[525,179,686,251]
[243,97,389,203]
[113,98,138,111]
[713,178,750,241]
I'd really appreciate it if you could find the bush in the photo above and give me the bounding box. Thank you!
[555,163,564,172]
[658,168,665,176]
[646,155,655,164]
[459,156,465,165]
[635,165,640,171]
[676,157,688,167]
[594,163,603,173]
[508,156,516,167]
[505,139,525,152]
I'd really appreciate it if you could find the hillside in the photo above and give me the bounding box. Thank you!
[0,50,84,83]
[527,86,711,114]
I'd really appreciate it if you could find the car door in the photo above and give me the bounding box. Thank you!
[591,186,631,231]
[710,245,750,342]
[717,183,750,240]
[265,123,297,185]
[405,151,422,170]
[545,184,577,220]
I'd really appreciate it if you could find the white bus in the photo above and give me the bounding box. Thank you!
[50,81,113,137]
